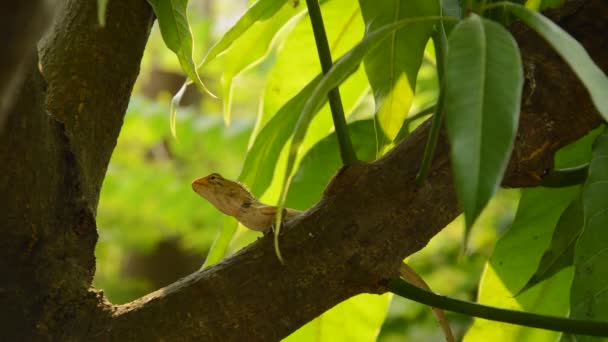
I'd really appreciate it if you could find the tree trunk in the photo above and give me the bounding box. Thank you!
[0,0,605,340]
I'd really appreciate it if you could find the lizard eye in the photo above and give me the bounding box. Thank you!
[209,175,216,180]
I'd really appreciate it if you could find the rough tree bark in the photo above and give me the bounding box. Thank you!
[0,0,605,341]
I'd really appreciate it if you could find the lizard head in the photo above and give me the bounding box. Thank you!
[192,173,255,216]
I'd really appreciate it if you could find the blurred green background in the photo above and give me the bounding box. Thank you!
[93,1,520,340]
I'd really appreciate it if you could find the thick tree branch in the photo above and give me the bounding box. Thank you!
[101,1,607,341]
[0,0,153,339]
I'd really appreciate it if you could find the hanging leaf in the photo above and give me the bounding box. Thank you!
[277,15,446,212]
[570,128,608,341]
[444,14,523,243]
[516,199,583,296]
[501,3,608,120]
[147,0,212,96]
[358,0,439,144]
[465,187,578,342]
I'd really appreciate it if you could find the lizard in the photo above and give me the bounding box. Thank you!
[191,173,302,232]
[192,173,454,341]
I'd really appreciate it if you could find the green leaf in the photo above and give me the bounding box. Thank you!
[467,129,600,341]
[277,14,446,211]
[517,199,583,296]
[97,0,109,26]
[444,14,523,241]
[147,0,213,97]
[210,1,302,125]
[359,0,439,143]
[241,75,323,198]
[285,293,391,342]
[466,187,579,342]
[197,0,289,70]
[286,119,382,210]
[258,0,365,126]
[203,217,238,268]
[570,127,608,341]
[499,3,608,120]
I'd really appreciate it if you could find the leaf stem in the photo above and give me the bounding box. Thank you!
[415,25,448,185]
[389,278,608,337]
[305,0,357,164]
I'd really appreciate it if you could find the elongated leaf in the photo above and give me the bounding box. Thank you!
[147,0,212,96]
[203,217,238,268]
[466,187,579,342]
[467,129,599,341]
[214,2,302,125]
[241,75,323,197]
[277,15,446,211]
[444,14,523,242]
[169,0,301,134]
[198,0,288,70]
[517,199,583,296]
[259,0,364,126]
[570,127,608,341]
[499,3,608,120]
[97,0,109,26]
[359,0,438,144]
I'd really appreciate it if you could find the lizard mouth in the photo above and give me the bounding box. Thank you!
[191,177,207,192]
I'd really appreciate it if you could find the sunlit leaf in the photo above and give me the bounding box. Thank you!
[499,3,608,120]
[97,0,109,26]
[444,14,523,242]
[465,187,578,342]
[198,0,289,69]
[259,0,364,127]
[467,129,600,341]
[147,0,213,97]
[517,199,583,296]
[286,119,381,210]
[211,1,303,125]
[277,14,446,212]
[285,294,391,342]
[570,127,608,341]
[359,0,439,144]
[204,0,369,265]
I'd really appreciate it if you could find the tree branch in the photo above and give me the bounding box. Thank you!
[0,0,153,339]
[101,1,607,340]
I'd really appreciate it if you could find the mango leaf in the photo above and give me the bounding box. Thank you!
[570,128,608,341]
[277,14,446,212]
[147,0,212,96]
[170,0,301,134]
[213,2,302,125]
[358,0,439,144]
[465,187,579,342]
[97,0,109,26]
[500,3,608,120]
[197,0,288,70]
[466,128,600,341]
[444,14,523,242]
[517,199,583,296]
[285,293,391,342]
[259,0,364,127]
[286,119,382,210]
